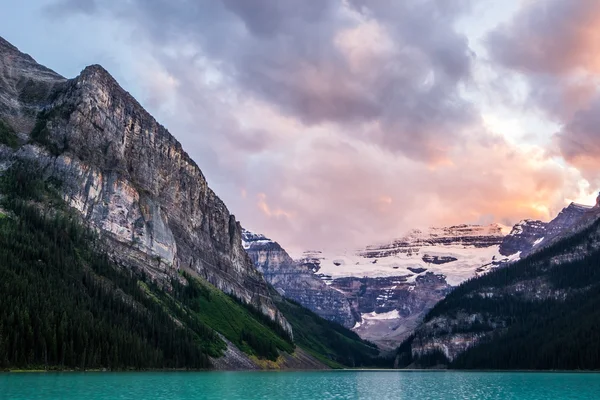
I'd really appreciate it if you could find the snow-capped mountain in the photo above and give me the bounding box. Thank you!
[303,224,509,287]
[242,202,597,349]
[295,224,511,348]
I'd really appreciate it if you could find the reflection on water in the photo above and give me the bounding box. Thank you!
[1,370,600,400]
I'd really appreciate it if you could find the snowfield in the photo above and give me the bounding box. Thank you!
[302,224,515,286]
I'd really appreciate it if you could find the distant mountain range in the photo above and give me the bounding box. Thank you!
[244,202,594,350]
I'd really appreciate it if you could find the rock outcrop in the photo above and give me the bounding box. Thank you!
[0,36,291,336]
[242,229,356,328]
[332,273,451,349]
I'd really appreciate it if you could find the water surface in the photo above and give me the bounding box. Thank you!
[2,370,600,400]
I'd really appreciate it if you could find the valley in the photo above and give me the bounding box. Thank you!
[2,31,600,373]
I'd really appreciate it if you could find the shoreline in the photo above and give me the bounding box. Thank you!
[3,368,600,373]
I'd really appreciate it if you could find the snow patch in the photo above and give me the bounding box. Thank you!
[309,244,504,286]
[361,310,401,320]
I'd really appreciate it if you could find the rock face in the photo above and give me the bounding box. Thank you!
[242,229,356,328]
[498,219,547,257]
[0,36,66,134]
[332,273,451,349]
[499,203,592,258]
[0,36,291,337]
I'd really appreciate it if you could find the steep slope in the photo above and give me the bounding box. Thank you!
[0,37,65,133]
[242,229,356,327]
[0,162,293,370]
[0,36,290,336]
[272,294,389,368]
[395,203,600,369]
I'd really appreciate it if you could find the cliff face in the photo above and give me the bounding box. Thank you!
[0,37,291,336]
[242,229,356,328]
[0,36,66,132]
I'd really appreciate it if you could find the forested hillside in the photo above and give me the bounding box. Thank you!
[0,161,222,369]
[396,213,600,370]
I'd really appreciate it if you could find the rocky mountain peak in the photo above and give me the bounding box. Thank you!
[0,36,66,132]
[499,201,594,258]
[0,36,291,336]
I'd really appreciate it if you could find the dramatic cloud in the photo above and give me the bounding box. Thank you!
[48,0,480,162]
[488,0,600,76]
[3,0,586,253]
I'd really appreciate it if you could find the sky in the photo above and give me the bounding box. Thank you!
[2,0,600,255]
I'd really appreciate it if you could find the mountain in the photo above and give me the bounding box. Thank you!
[297,224,511,349]
[245,211,598,351]
[0,35,290,333]
[395,200,600,369]
[307,224,508,286]
[0,36,386,370]
[242,224,514,349]
[242,229,357,327]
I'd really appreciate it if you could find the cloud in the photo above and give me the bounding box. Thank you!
[488,0,600,75]
[488,0,600,185]
[555,97,600,186]
[48,0,479,162]
[233,129,578,255]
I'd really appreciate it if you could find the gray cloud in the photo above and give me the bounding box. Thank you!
[488,0,600,76]
[49,0,478,162]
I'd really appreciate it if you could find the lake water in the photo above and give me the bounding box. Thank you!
[1,371,600,400]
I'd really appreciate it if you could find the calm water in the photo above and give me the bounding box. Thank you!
[1,371,600,400]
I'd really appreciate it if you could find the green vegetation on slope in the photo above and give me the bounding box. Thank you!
[398,217,600,370]
[274,296,390,368]
[170,274,294,361]
[0,161,297,370]
[0,119,19,149]
[0,161,223,370]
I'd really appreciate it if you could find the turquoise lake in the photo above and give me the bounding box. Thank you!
[2,371,600,399]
